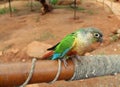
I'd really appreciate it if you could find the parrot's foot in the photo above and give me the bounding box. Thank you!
[69,55,81,62]
[75,55,81,62]
[61,58,68,68]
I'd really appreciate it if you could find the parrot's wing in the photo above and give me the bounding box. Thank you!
[47,42,60,50]
[52,34,76,60]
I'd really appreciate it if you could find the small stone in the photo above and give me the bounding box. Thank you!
[85,52,90,56]
[108,15,112,18]
[22,59,26,62]
[0,51,3,56]
[114,48,117,51]
[117,34,120,38]
[113,73,117,76]
[117,29,120,34]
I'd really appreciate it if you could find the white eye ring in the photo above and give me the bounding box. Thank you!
[94,33,100,38]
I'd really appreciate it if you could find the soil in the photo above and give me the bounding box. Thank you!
[0,0,120,87]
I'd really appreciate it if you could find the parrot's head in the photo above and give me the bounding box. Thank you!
[86,27,103,43]
[77,27,103,51]
[78,27,103,43]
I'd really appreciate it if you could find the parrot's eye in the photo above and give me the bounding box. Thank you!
[94,33,100,38]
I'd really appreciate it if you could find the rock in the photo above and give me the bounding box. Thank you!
[114,48,117,51]
[22,59,26,62]
[26,41,52,59]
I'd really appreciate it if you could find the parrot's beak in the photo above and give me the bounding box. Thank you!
[99,37,103,43]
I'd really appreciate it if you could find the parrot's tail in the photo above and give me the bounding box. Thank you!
[41,51,54,60]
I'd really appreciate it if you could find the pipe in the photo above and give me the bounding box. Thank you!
[1,55,120,87]
[0,60,74,87]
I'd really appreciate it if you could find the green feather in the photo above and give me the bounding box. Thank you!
[54,33,76,54]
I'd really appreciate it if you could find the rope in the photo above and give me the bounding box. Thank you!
[69,58,77,81]
[49,59,62,84]
[19,58,61,86]
[19,58,37,87]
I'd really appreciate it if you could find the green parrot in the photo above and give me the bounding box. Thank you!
[43,27,103,66]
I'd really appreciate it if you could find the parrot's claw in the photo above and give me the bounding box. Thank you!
[75,55,81,61]
[69,55,81,62]
[61,58,68,68]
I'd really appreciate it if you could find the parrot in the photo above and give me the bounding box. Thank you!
[42,27,103,67]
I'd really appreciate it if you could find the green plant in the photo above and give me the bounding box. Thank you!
[0,8,7,14]
[76,6,86,11]
[110,34,119,42]
[54,5,86,12]
[0,7,17,14]
[26,1,41,8]
[54,5,71,9]
[87,10,95,15]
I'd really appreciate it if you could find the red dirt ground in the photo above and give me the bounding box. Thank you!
[0,0,120,87]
